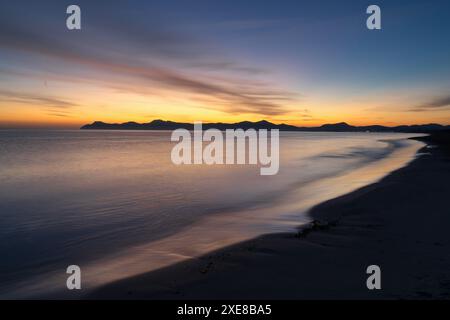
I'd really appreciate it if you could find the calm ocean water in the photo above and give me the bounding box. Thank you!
[0,130,424,298]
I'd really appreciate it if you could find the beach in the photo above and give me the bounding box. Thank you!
[89,133,450,299]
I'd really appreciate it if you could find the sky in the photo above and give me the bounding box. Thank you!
[1,0,450,128]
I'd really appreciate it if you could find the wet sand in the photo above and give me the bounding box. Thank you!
[89,133,450,299]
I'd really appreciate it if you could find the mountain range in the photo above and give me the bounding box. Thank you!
[81,120,450,133]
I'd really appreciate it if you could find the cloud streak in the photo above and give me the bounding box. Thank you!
[0,5,297,117]
[410,95,450,112]
[0,89,78,109]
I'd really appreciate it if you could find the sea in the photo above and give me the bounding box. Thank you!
[0,130,425,298]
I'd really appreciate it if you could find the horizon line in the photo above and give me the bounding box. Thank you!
[1,119,450,130]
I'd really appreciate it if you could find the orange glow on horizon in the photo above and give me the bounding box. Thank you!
[1,85,450,129]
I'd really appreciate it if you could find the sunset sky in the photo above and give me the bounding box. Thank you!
[1,0,450,128]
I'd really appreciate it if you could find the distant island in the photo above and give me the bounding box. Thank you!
[81,120,450,133]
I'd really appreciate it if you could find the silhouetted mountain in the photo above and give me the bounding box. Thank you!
[318,122,354,131]
[81,120,450,133]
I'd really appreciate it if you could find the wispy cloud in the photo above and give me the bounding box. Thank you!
[188,62,268,75]
[0,6,297,117]
[45,111,73,118]
[297,108,322,121]
[410,94,450,112]
[0,89,78,109]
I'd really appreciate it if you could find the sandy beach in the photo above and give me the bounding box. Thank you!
[89,133,450,299]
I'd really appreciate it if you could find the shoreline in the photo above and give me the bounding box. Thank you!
[89,133,450,299]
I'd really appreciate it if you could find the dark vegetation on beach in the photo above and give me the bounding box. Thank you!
[81,119,450,133]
